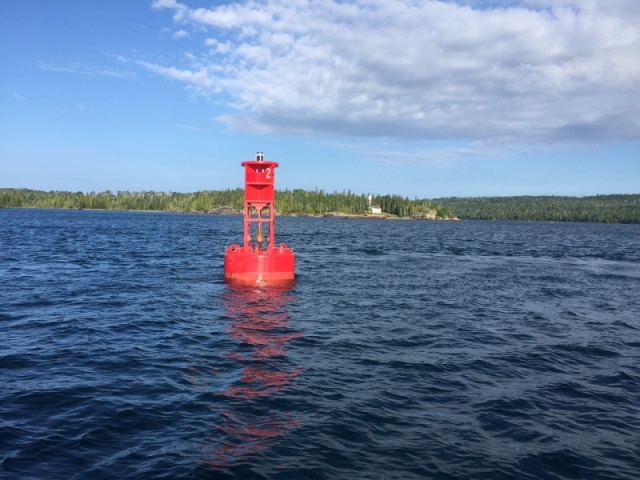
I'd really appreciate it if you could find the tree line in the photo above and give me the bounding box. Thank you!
[436,195,640,224]
[3,189,638,223]
[0,188,454,219]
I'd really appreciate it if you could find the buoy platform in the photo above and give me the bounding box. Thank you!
[224,152,295,284]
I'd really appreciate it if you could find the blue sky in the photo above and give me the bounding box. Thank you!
[1,0,638,198]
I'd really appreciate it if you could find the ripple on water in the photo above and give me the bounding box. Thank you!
[1,211,639,479]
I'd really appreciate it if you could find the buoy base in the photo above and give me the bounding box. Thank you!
[224,244,295,284]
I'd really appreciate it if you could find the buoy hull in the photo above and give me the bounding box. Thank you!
[224,246,295,284]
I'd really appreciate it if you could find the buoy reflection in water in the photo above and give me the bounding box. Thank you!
[196,284,302,468]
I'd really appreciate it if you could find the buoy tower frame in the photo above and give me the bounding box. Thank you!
[223,152,295,284]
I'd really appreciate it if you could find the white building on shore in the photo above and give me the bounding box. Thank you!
[367,195,382,214]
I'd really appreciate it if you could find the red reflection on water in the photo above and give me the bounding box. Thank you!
[202,283,302,468]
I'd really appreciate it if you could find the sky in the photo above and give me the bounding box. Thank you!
[1,0,639,199]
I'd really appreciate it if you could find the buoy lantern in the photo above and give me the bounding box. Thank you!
[224,152,295,284]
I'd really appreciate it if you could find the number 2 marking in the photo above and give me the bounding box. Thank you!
[266,168,272,179]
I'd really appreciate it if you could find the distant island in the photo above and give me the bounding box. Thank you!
[436,195,640,224]
[0,188,456,220]
[1,189,639,223]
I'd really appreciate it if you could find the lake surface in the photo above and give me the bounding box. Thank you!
[1,208,639,479]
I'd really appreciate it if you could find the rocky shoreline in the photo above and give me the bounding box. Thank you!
[205,208,458,220]
[321,212,459,220]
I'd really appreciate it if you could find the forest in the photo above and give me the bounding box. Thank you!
[436,194,640,224]
[2,189,638,223]
[0,188,454,219]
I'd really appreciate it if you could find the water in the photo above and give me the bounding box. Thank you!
[1,208,639,479]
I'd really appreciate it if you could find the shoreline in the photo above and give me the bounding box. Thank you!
[1,206,459,220]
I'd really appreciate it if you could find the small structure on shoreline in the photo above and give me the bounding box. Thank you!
[367,194,382,214]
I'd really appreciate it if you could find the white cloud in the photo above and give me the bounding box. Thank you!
[40,60,135,79]
[152,0,189,22]
[172,29,189,39]
[136,60,216,91]
[39,61,81,74]
[145,0,640,151]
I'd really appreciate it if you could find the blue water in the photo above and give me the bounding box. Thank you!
[1,208,639,479]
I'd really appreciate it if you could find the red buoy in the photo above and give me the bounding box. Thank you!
[224,152,295,284]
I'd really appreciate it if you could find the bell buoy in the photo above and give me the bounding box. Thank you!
[223,152,295,284]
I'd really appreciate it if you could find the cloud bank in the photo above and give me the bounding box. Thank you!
[147,0,640,147]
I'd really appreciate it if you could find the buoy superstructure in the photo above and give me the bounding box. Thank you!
[224,152,295,284]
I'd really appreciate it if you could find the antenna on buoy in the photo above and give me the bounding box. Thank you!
[223,153,295,284]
